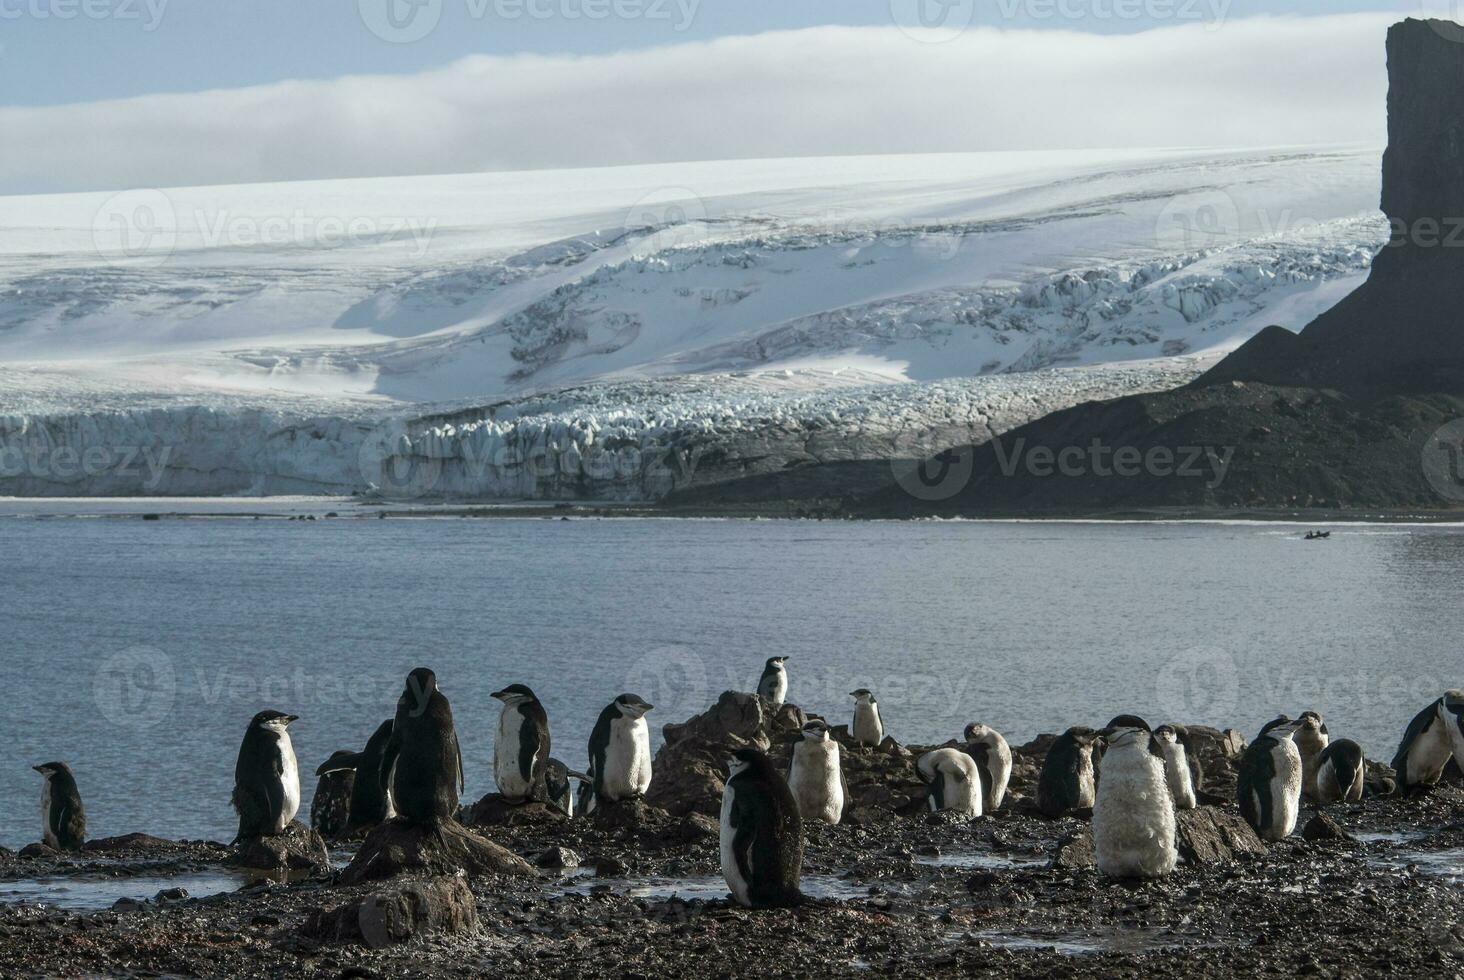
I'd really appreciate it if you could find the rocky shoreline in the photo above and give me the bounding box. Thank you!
[2,695,1461,978]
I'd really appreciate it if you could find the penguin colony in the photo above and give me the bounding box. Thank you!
[23,670,1464,899]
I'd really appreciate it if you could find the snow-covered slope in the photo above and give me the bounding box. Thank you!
[0,147,1384,498]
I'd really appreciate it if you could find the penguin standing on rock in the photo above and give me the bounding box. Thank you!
[788,720,846,825]
[1092,721,1177,879]
[757,657,789,707]
[1036,727,1098,818]
[1391,691,1464,791]
[1293,711,1330,801]
[32,763,86,851]
[1237,716,1304,841]
[232,710,301,840]
[310,751,356,838]
[1313,739,1367,804]
[491,685,551,804]
[721,748,804,908]
[1152,724,1200,810]
[962,723,1012,812]
[917,748,984,818]
[585,694,654,813]
[850,689,883,747]
[314,719,396,832]
[381,668,464,826]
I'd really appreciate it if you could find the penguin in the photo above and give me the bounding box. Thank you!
[32,763,86,852]
[1237,716,1304,841]
[756,657,789,707]
[1036,727,1098,818]
[1293,711,1330,801]
[314,719,397,832]
[381,668,464,826]
[849,689,883,747]
[491,684,551,804]
[1092,721,1177,879]
[962,723,1012,812]
[544,758,587,818]
[585,694,654,812]
[1391,691,1464,790]
[232,710,301,840]
[917,748,984,818]
[720,748,804,908]
[787,719,846,825]
[310,750,356,838]
[1313,738,1366,804]
[1151,724,1199,811]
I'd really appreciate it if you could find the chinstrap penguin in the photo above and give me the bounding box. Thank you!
[544,758,587,818]
[917,748,984,818]
[382,668,464,825]
[1293,711,1330,801]
[232,710,301,840]
[310,750,356,838]
[491,684,551,804]
[1152,724,1200,810]
[33,762,86,852]
[1237,716,1304,841]
[757,657,789,707]
[787,719,846,825]
[849,689,883,747]
[1391,691,1464,791]
[721,748,804,908]
[1313,738,1366,804]
[962,723,1012,812]
[314,719,397,832]
[1036,727,1098,818]
[585,694,654,812]
[1092,721,1177,879]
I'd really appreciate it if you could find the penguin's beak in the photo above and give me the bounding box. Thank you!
[31,765,45,774]
[285,715,300,725]
[490,690,506,701]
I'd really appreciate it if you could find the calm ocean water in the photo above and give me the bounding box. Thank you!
[2,506,1461,849]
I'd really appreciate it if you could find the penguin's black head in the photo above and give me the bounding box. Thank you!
[1297,711,1326,735]
[1105,715,1151,733]
[800,720,830,741]
[849,689,875,702]
[491,684,538,705]
[764,656,788,669]
[250,710,298,731]
[1153,724,1179,743]
[726,747,767,779]
[1099,725,1149,749]
[1259,715,1298,739]
[401,668,439,715]
[614,694,653,718]
[1444,691,1464,738]
[963,723,989,742]
[32,762,70,778]
[1064,726,1097,747]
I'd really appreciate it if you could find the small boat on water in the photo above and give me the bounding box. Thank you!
[1304,531,1333,540]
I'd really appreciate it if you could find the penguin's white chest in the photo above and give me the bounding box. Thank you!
[852,703,881,745]
[759,670,787,705]
[495,707,531,798]
[39,779,55,848]
[277,735,301,833]
[1264,739,1302,838]
[1093,746,1177,879]
[1407,714,1455,785]
[789,741,844,824]
[603,718,652,799]
[1160,743,1196,809]
[719,782,751,906]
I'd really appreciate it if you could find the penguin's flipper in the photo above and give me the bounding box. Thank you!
[379,729,402,799]
[450,728,465,795]
[729,793,756,900]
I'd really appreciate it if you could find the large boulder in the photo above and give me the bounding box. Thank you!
[461,795,568,828]
[340,819,533,885]
[1175,806,1267,863]
[230,820,330,874]
[302,874,478,948]
[645,692,806,817]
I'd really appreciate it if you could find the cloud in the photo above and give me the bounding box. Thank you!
[0,14,1393,195]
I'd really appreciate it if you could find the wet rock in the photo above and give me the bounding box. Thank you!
[592,855,628,877]
[462,795,569,828]
[590,797,674,832]
[679,812,719,842]
[1052,830,1095,870]
[646,691,806,817]
[82,833,178,854]
[340,818,533,885]
[534,846,580,870]
[1176,806,1267,863]
[111,897,147,912]
[302,874,479,949]
[229,820,330,874]
[19,843,59,860]
[153,888,189,904]
[1303,812,1354,843]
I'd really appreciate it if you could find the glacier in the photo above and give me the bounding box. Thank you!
[0,146,1385,499]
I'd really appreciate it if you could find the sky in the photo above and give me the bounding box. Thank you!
[0,0,1443,194]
